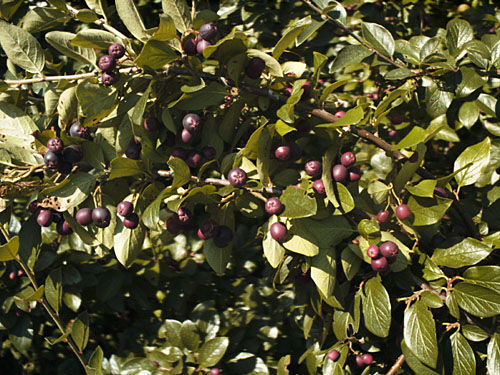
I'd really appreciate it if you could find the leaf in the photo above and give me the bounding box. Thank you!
[57,86,78,129]
[0,235,19,261]
[404,300,438,368]
[450,331,476,375]
[88,346,104,375]
[46,31,97,67]
[168,157,191,188]
[341,247,362,281]
[204,239,231,275]
[108,158,145,180]
[363,277,391,338]
[431,237,492,268]
[425,82,454,118]
[135,39,179,70]
[272,17,311,60]
[279,186,317,218]
[75,9,99,23]
[115,0,150,41]
[41,172,96,211]
[408,195,452,226]
[311,247,336,298]
[329,45,373,72]
[71,312,90,352]
[76,79,118,126]
[22,7,71,33]
[282,220,319,257]
[45,268,62,314]
[0,21,45,74]
[401,340,441,375]
[199,337,229,368]
[71,29,122,49]
[362,22,395,57]
[455,67,486,98]
[487,334,500,375]
[247,49,283,77]
[463,266,500,292]
[24,285,45,302]
[151,14,177,41]
[407,180,437,198]
[113,221,146,268]
[393,126,427,150]
[162,0,192,33]
[172,82,227,111]
[454,137,491,187]
[458,101,479,129]
[316,106,364,128]
[446,18,473,55]
[180,320,201,351]
[453,282,500,318]
[159,319,183,347]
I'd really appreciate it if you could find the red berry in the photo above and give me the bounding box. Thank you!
[47,137,64,153]
[245,57,266,79]
[196,39,211,54]
[117,201,133,217]
[376,210,389,223]
[183,38,197,56]
[44,150,60,169]
[199,22,218,41]
[388,129,397,137]
[228,168,247,188]
[270,222,287,242]
[274,145,291,161]
[313,180,326,195]
[36,209,53,227]
[182,113,201,133]
[210,369,220,375]
[395,204,411,220]
[349,167,361,182]
[367,245,379,258]
[56,221,73,235]
[334,110,345,119]
[92,206,111,228]
[380,241,398,258]
[108,43,125,59]
[340,152,356,167]
[361,353,373,365]
[265,197,283,215]
[101,71,117,86]
[75,208,93,226]
[98,55,116,72]
[186,151,203,168]
[171,147,187,160]
[391,114,405,124]
[165,216,181,235]
[125,139,141,159]
[327,349,339,361]
[123,213,139,229]
[355,355,365,367]
[371,256,389,272]
[332,164,348,183]
[176,207,192,224]
[304,160,321,177]
[143,117,161,132]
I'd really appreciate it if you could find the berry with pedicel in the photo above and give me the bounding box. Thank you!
[213,225,233,248]
[380,241,398,258]
[355,355,365,367]
[367,245,380,258]
[201,146,216,160]
[182,113,201,133]
[47,137,64,153]
[92,206,111,228]
[228,168,247,188]
[63,145,83,164]
[197,219,218,240]
[376,210,390,223]
[245,57,265,79]
[186,151,203,168]
[305,160,321,177]
[44,150,60,169]
[123,213,139,229]
[265,197,283,215]
[340,152,356,167]
[117,201,133,217]
[395,204,411,220]
[196,39,211,55]
[274,145,291,161]
[327,350,339,361]
[52,211,63,224]
[332,164,348,183]
[98,55,116,72]
[270,222,287,242]
[183,38,197,56]
[56,221,73,235]
[389,129,397,137]
[101,72,117,86]
[371,256,389,272]
[313,179,325,195]
[125,139,141,160]
[36,209,53,227]
[143,117,161,132]
[108,43,125,59]
[57,161,73,174]
[199,22,218,41]
[75,208,93,226]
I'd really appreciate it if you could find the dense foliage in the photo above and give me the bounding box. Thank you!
[1,0,500,374]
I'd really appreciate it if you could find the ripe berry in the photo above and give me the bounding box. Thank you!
[210,368,220,375]
[213,225,233,248]
[36,209,53,227]
[75,208,93,226]
[117,201,133,217]
[334,110,346,119]
[313,179,325,195]
[376,210,390,223]
[98,55,116,72]
[196,39,211,55]
[186,151,203,168]
[101,72,117,86]
[198,219,218,240]
[201,146,216,160]
[395,204,411,220]
[108,43,125,59]
[228,168,247,188]
[123,213,139,229]
[284,87,293,97]
[125,139,141,160]
[52,211,64,224]
[69,122,90,139]
[327,350,339,361]
[176,207,192,224]
[380,241,398,258]
[44,150,60,169]
[304,160,321,177]
[371,256,389,272]
[388,129,397,137]
[265,197,283,215]
[47,137,64,153]
[355,355,365,367]
[181,128,196,144]
[92,206,111,228]
[171,147,188,160]
[361,353,373,365]
[274,145,291,161]
[165,216,181,235]
[349,167,361,182]
[56,221,73,235]
[143,117,161,132]
[367,245,380,258]
[245,57,266,79]
[270,222,287,242]
[340,152,356,167]
[199,22,218,41]
[57,161,73,174]
[391,114,405,124]
[183,38,197,56]
[332,164,348,183]
[182,113,201,133]
[28,201,40,214]
[62,145,83,164]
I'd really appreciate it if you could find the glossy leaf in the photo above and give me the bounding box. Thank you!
[198,337,229,367]
[450,330,476,375]
[431,237,493,268]
[46,31,97,67]
[453,282,500,318]
[363,276,391,338]
[0,235,19,261]
[362,22,395,57]
[71,312,90,352]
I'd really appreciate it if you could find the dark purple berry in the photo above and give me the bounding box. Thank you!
[171,147,187,160]
[52,211,64,224]
[265,197,283,215]
[391,114,404,125]
[183,38,198,56]
[371,256,389,272]
[201,146,216,160]
[380,241,398,258]
[349,167,361,182]
[199,22,218,41]
[340,152,356,167]
[165,216,181,235]
[69,122,90,139]
[274,145,291,161]
[56,221,73,235]
[361,354,373,365]
[75,208,93,226]
[305,160,321,177]
[313,180,325,195]
[228,168,247,188]
[117,201,133,217]
[182,114,201,133]
[284,87,293,97]
[395,204,411,220]
[213,225,233,248]
[47,137,64,153]
[245,57,266,79]
[143,117,161,132]
[176,207,192,224]
[197,219,218,240]
[367,245,379,258]
[44,151,60,169]
[386,254,397,264]
[36,209,53,227]
[196,39,211,55]
[123,213,139,229]
[181,128,196,144]
[270,222,287,242]
[108,43,125,59]
[327,350,339,361]
[101,72,117,86]
[376,210,389,223]
[186,151,203,168]
[57,161,73,174]
[294,119,310,132]
[62,145,83,164]
[98,55,116,72]
[28,201,40,214]
[125,139,141,160]
[332,164,348,183]
[92,206,111,228]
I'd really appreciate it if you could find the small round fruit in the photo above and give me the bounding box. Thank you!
[274,145,291,161]
[313,179,325,195]
[284,87,293,97]
[57,161,73,174]
[52,211,64,224]
[199,22,218,41]
[327,350,339,362]
[28,201,40,214]
[47,137,64,153]
[340,152,356,167]
[183,38,197,56]
[210,368,220,375]
[75,208,93,226]
[171,147,187,160]
[349,167,361,182]
[388,129,397,137]
[44,150,60,169]
[62,145,83,164]
[56,221,73,235]
[69,122,90,139]
[305,160,321,177]
[376,210,390,223]
[36,209,53,227]
[395,204,411,220]
[386,254,397,264]
[165,216,181,235]
[92,206,111,228]
[182,113,201,133]
[117,201,133,217]
[176,207,192,224]
[98,55,116,72]
[201,146,216,160]
[125,140,141,160]
[380,241,398,258]
[367,245,380,258]
[101,72,118,86]
[228,168,247,188]
[181,128,196,144]
[265,197,283,215]
[361,353,373,365]
[245,57,266,79]
[108,43,125,59]
[270,222,287,242]
[355,355,365,367]
[334,110,346,119]
[371,256,389,272]
[332,164,348,183]
[196,39,211,55]
[123,213,139,229]
[197,219,218,240]
[186,151,203,168]
[213,225,233,248]
[143,117,161,132]
[391,113,404,124]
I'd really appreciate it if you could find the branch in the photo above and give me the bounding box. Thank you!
[386,354,405,375]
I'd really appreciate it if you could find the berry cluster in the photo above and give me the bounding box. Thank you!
[327,349,373,368]
[98,43,126,86]
[375,203,412,224]
[367,240,399,273]
[182,22,218,56]
[309,151,360,195]
[30,202,73,235]
[117,201,139,229]
[44,133,83,174]
[75,206,111,228]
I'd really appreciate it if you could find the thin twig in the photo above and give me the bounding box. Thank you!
[386,354,405,375]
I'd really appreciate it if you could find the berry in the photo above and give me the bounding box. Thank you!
[62,145,83,164]
[213,225,233,247]
[9,271,15,280]
[69,122,90,139]
[182,113,202,133]
[371,256,389,272]
[57,161,73,174]
[197,219,218,240]
[367,245,379,258]
[196,39,211,55]
[186,151,203,168]
[380,241,398,258]
[376,210,390,223]
[171,147,187,160]
[245,57,266,79]
[108,43,125,59]
[143,117,161,132]
[361,353,373,365]
[274,145,291,161]
[349,167,361,182]
[28,201,40,214]
[201,146,216,160]
[210,369,220,375]
[355,355,365,367]
[52,211,64,224]
[117,201,134,217]
[123,213,139,229]
[92,206,111,228]
[270,222,287,242]
[17,270,24,277]
[101,72,118,86]
[334,110,345,119]
[340,152,356,167]
[228,168,247,188]
[183,38,197,56]
[75,208,93,226]
[304,160,321,177]
[181,128,196,144]
[395,204,411,220]
[313,179,325,195]
[332,164,348,183]
[388,129,397,137]
[199,22,218,41]
[265,197,283,215]
[47,137,64,153]
[176,207,192,224]
[44,150,60,169]
[165,216,181,235]
[98,55,116,72]
[391,114,404,125]
[36,209,53,227]
[284,87,293,97]
[56,221,73,235]
[294,119,310,132]
[125,139,141,160]
[327,350,340,361]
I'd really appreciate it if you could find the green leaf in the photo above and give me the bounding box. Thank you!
[151,14,177,41]
[404,300,438,368]
[115,0,150,41]
[247,49,283,77]
[454,282,500,318]
[393,126,427,150]
[311,247,336,298]
[71,29,122,49]
[454,137,491,187]
[204,238,231,275]
[22,7,71,33]
[280,186,317,218]
[401,340,441,375]
[172,82,227,111]
[114,221,146,268]
[362,22,395,57]
[198,337,229,368]
[407,180,437,198]
[108,158,145,180]
[75,9,99,23]
[262,222,286,268]
[450,331,476,375]
[446,18,473,55]
[24,285,45,302]
[425,82,454,118]
[463,266,500,292]
[45,268,62,314]
[431,237,492,268]
[168,157,191,188]
[462,325,489,342]
[88,346,104,375]
[316,106,363,128]
[408,195,452,226]
[455,67,486,98]
[385,68,416,80]
[41,172,96,211]
[329,45,373,72]
[76,79,118,126]
[458,101,480,129]
[0,235,19,261]
[272,16,311,60]
[159,319,183,347]
[162,0,192,33]
[0,21,45,74]
[363,276,391,338]
[487,334,500,375]
[135,39,179,70]
[71,312,90,352]
[46,31,97,67]
[282,219,319,257]
[341,247,362,281]
[180,320,201,351]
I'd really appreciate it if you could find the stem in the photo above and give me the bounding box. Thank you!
[386,354,405,375]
